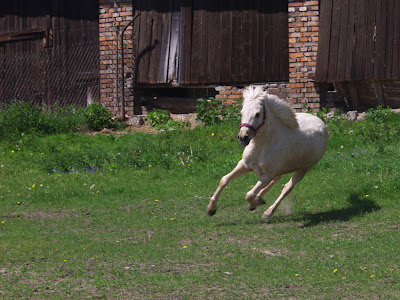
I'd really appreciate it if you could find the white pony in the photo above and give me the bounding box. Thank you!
[207,85,329,220]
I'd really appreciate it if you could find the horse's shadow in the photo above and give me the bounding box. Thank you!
[272,191,381,227]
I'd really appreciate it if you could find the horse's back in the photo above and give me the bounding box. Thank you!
[296,112,329,159]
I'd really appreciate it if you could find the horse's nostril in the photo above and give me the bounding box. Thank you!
[243,136,249,142]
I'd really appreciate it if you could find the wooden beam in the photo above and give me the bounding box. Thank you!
[347,81,360,108]
[372,80,386,106]
[0,28,46,43]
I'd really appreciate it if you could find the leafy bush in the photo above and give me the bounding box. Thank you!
[357,106,398,149]
[147,109,171,128]
[38,105,86,134]
[0,101,118,140]
[84,103,115,131]
[196,97,241,126]
[0,100,42,138]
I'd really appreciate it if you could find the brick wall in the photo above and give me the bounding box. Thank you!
[215,1,320,111]
[99,0,133,117]
[215,83,289,105]
[287,0,320,110]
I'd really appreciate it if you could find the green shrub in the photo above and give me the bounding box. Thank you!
[84,103,115,131]
[147,109,171,128]
[357,106,398,149]
[196,97,241,126]
[0,100,41,138]
[0,101,118,140]
[38,105,86,134]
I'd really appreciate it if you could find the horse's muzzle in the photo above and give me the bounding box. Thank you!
[238,134,250,146]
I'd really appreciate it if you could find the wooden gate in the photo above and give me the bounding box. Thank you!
[133,0,288,86]
[0,0,99,106]
[316,0,400,82]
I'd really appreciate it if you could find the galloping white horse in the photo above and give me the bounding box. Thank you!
[207,85,329,220]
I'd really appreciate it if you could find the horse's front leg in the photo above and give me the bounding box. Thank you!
[246,174,272,211]
[254,175,282,207]
[207,160,250,216]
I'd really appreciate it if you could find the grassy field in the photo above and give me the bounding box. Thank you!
[0,113,399,299]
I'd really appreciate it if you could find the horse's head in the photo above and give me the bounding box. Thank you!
[238,86,267,146]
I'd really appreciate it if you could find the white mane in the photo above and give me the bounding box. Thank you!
[243,85,299,129]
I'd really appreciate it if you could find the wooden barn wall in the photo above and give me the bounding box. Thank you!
[316,0,400,83]
[133,0,288,86]
[0,0,99,106]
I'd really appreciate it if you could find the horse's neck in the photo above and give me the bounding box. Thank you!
[252,114,279,148]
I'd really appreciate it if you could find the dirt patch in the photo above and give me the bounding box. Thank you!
[20,209,89,220]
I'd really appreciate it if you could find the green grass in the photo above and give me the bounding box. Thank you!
[0,115,399,299]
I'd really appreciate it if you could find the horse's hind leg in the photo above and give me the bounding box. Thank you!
[262,170,307,220]
[254,175,282,207]
[207,160,250,216]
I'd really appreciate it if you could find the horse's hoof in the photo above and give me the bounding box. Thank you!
[261,212,272,220]
[255,196,266,206]
[207,209,217,216]
[248,204,256,211]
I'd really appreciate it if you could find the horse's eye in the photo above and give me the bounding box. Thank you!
[255,113,260,118]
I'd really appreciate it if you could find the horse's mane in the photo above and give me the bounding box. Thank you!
[243,85,299,129]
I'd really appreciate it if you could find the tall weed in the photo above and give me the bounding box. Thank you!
[196,97,241,126]
[0,101,117,140]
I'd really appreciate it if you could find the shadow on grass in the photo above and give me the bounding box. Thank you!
[273,192,381,227]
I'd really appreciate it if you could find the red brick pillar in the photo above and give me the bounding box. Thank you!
[288,0,320,111]
[99,0,134,117]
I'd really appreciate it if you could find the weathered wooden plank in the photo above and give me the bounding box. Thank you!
[220,1,232,83]
[240,1,251,83]
[384,0,394,78]
[372,80,386,106]
[189,0,203,83]
[257,1,266,82]
[249,0,259,82]
[157,0,172,83]
[316,0,333,82]
[327,0,341,82]
[136,0,151,83]
[343,0,356,80]
[392,0,400,78]
[263,2,273,82]
[363,0,376,79]
[166,0,181,84]
[352,0,368,80]
[147,3,164,84]
[347,81,360,108]
[374,0,387,79]
[199,1,208,83]
[231,0,242,82]
[335,0,348,80]
[207,0,221,83]
[270,8,281,81]
[180,0,192,83]
[278,7,289,81]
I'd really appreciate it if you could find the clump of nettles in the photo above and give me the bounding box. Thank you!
[147,109,190,130]
[196,97,241,126]
[0,100,118,140]
[84,103,115,131]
